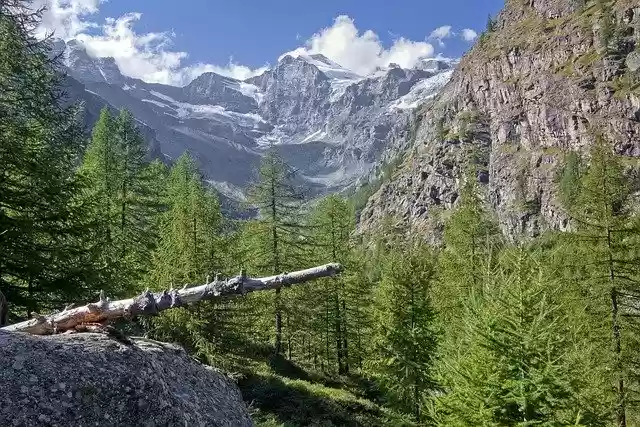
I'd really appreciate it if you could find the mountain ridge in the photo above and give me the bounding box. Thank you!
[54,37,456,200]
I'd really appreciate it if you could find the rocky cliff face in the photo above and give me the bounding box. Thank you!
[359,0,640,241]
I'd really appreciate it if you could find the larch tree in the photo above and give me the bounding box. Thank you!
[0,2,99,315]
[143,152,225,362]
[147,152,222,287]
[305,195,355,373]
[245,149,309,355]
[367,240,439,421]
[565,135,637,427]
[78,108,162,295]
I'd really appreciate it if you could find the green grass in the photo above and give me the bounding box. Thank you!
[214,343,414,427]
[610,72,640,99]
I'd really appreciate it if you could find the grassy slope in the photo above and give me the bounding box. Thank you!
[213,344,414,427]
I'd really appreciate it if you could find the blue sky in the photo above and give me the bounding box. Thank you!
[38,0,504,84]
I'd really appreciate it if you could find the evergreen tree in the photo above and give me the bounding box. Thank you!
[433,249,606,426]
[78,108,163,294]
[245,150,308,354]
[147,153,222,287]
[144,153,226,362]
[0,2,99,314]
[308,195,354,374]
[367,241,438,421]
[565,135,636,427]
[437,169,500,327]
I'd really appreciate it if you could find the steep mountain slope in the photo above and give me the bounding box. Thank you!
[359,0,640,241]
[54,40,455,199]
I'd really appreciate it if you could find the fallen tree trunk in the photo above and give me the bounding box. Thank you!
[2,263,342,335]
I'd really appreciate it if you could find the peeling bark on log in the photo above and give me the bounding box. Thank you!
[1,263,342,335]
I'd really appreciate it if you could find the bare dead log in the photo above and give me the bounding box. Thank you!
[2,263,342,335]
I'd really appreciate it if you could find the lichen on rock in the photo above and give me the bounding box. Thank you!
[0,330,254,427]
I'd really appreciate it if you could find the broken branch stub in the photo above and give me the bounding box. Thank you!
[2,263,342,336]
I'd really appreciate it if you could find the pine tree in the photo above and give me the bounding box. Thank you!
[144,153,226,362]
[147,153,222,287]
[565,135,636,427]
[245,150,308,354]
[367,241,438,421]
[433,249,607,426]
[307,195,354,373]
[0,2,99,314]
[437,168,500,327]
[78,108,163,295]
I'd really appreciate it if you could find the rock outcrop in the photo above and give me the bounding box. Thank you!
[0,331,253,427]
[359,0,640,241]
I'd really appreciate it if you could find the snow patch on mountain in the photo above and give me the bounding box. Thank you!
[176,103,265,127]
[142,98,172,109]
[390,69,454,110]
[147,90,266,127]
[149,90,178,104]
[57,37,457,200]
[256,126,288,147]
[286,53,365,102]
[224,80,264,105]
[299,129,329,144]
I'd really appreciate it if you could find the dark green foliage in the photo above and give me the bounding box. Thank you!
[145,152,222,287]
[244,150,310,355]
[306,196,355,374]
[78,108,164,295]
[562,135,637,426]
[5,3,640,426]
[437,168,501,318]
[486,14,497,33]
[0,3,101,314]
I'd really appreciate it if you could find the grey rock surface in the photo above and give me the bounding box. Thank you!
[359,0,640,241]
[0,331,253,427]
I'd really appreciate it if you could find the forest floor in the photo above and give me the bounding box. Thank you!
[214,343,414,427]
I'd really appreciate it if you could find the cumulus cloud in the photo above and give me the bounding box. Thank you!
[460,28,478,42]
[34,0,266,85]
[35,0,101,40]
[428,25,454,47]
[280,16,435,76]
[35,3,457,85]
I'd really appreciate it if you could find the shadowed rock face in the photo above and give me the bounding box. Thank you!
[359,0,640,242]
[0,331,253,427]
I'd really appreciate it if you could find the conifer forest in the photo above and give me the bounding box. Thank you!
[1,0,640,426]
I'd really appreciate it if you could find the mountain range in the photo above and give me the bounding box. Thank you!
[52,38,455,202]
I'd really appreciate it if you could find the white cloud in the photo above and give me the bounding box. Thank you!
[461,28,478,42]
[280,16,435,76]
[34,0,266,85]
[35,3,456,85]
[35,0,102,40]
[428,25,454,47]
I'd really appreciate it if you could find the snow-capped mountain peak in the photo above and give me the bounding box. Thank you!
[280,52,363,81]
[56,37,456,200]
